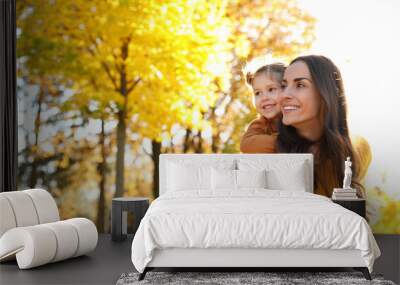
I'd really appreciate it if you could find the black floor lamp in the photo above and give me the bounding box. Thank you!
[0,0,17,192]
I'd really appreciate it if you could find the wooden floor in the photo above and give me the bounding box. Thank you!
[0,234,398,285]
[0,234,135,285]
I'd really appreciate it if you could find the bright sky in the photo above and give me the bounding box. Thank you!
[297,0,400,196]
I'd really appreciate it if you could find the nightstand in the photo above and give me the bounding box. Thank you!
[111,197,149,241]
[332,198,366,218]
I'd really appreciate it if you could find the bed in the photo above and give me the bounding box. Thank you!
[131,153,381,281]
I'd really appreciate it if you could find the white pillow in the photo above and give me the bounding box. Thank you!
[167,161,212,191]
[165,158,236,192]
[237,159,307,191]
[211,168,267,190]
[236,169,267,189]
[266,161,307,191]
[211,168,237,190]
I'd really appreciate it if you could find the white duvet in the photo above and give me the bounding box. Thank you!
[131,189,381,273]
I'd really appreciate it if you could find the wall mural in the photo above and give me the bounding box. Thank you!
[16,0,399,234]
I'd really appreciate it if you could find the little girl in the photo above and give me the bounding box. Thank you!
[240,57,285,153]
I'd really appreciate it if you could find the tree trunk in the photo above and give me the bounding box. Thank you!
[211,131,220,153]
[115,110,126,198]
[151,140,161,198]
[114,40,129,198]
[28,83,44,188]
[96,118,106,233]
[209,107,220,153]
[183,128,192,153]
[194,130,203,153]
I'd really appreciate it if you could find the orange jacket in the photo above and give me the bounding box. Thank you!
[240,116,278,154]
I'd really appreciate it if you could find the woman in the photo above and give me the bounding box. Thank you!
[241,55,371,198]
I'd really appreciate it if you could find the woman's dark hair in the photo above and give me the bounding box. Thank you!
[277,55,363,197]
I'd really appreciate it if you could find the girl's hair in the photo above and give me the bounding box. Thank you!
[276,55,364,197]
[242,56,286,88]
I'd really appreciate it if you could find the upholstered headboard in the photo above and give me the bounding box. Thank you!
[159,153,314,196]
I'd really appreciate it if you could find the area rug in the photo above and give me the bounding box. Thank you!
[116,271,396,285]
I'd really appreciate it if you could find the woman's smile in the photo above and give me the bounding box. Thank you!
[282,104,300,113]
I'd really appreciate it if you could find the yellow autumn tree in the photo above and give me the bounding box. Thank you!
[157,0,316,154]
[214,0,316,153]
[18,0,232,198]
